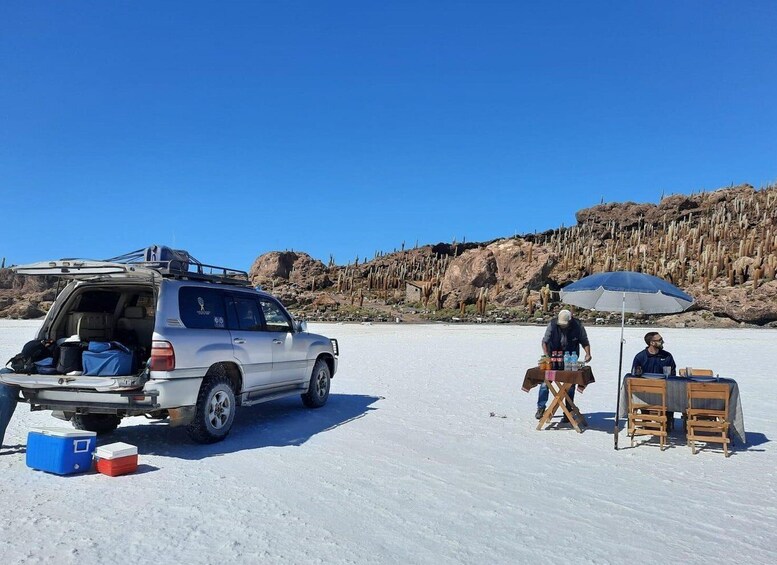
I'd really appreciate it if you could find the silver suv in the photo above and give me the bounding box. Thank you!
[0,252,338,443]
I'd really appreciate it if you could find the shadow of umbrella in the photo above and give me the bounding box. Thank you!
[560,271,694,450]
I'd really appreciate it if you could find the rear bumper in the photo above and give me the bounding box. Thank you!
[0,371,147,391]
[17,376,203,416]
[22,388,160,416]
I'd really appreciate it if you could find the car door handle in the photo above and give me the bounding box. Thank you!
[233,338,246,345]
[273,339,283,344]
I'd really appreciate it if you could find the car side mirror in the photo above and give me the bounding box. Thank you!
[295,320,308,333]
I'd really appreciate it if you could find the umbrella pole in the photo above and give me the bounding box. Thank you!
[614,292,626,450]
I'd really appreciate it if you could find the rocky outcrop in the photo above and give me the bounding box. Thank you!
[575,185,756,235]
[440,239,557,308]
[0,269,57,319]
[4,300,46,319]
[4,183,777,326]
[248,251,331,290]
[690,279,777,325]
[440,248,498,308]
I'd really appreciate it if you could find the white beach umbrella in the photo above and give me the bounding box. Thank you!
[560,271,694,449]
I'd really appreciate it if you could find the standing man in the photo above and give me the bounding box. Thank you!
[536,309,593,421]
[0,380,18,448]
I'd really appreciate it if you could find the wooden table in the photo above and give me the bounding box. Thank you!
[522,367,596,433]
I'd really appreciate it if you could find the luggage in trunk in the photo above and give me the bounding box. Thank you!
[56,341,84,373]
[82,342,134,376]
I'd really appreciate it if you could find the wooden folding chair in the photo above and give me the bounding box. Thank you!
[679,369,716,432]
[679,368,714,377]
[687,382,730,457]
[627,379,668,450]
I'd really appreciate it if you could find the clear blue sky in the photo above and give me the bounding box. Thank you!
[2,2,775,270]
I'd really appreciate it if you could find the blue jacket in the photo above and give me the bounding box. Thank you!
[632,348,676,375]
[542,319,589,355]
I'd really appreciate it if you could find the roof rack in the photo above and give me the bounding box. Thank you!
[105,248,251,286]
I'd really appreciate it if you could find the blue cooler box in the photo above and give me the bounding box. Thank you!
[26,427,97,475]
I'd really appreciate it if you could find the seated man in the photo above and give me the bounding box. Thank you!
[632,331,677,428]
[632,332,676,375]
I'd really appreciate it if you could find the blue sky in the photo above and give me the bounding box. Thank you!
[1,1,775,270]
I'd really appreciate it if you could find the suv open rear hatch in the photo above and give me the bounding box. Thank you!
[13,260,161,282]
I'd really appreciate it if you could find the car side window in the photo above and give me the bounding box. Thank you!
[258,298,292,333]
[233,296,262,331]
[178,287,227,330]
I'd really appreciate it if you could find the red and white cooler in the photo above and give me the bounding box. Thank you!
[94,442,138,476]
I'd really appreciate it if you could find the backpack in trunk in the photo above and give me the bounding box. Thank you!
[6,339,55,374]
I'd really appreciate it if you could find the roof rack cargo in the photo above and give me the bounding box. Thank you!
[106,246,251,286]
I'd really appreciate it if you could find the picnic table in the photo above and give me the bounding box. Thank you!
[522,366,596,433]
[618,374,746,444]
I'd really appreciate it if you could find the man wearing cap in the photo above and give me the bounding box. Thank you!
[536,309,592,421]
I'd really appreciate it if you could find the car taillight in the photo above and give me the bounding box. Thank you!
[150,340,175,371]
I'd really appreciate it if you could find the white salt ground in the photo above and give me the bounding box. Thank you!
[0,320,775,564]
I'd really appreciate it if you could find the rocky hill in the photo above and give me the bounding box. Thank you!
[245,183,777,327]
[3,183,776,327]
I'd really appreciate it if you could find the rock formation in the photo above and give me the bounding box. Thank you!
[3,183,776,326]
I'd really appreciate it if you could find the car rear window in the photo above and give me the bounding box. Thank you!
[73,290,121,313]
[178,287,227,330]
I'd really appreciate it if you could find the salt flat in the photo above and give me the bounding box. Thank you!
[0,320,775,564]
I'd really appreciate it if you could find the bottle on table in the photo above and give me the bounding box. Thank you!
[570,351,578,371]
[563,352,571,371]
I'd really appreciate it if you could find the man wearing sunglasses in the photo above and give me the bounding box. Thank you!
[632,331,677,428]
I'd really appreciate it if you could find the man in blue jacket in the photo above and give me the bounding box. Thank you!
[536,309,592,421]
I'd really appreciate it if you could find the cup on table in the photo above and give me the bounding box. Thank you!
[662,366,671,377]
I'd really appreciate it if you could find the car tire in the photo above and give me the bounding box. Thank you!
[187,375,236,444]
[71,413,122,435]
[301,358,331,408]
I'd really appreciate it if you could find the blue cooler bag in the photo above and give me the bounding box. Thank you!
[26,427,97,475]
[82,341,134,376]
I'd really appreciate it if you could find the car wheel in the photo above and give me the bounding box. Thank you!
[301,358,330,408]
[71,414,122,435]
[187,375,236,444]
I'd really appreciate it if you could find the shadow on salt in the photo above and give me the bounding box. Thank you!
[580,411,770,451]
[106,393,382,460]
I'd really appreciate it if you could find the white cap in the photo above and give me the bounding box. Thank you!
[557,309,572,327]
